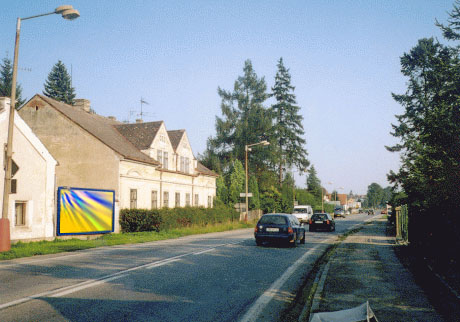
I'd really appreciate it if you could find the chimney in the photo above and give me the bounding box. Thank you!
[74,99,91,113]
[136,119,143,123]
[107,116,116,121]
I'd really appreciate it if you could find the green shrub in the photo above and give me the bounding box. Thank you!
[119,205,239,233]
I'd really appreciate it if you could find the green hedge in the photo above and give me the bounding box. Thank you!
[119,206,239,233]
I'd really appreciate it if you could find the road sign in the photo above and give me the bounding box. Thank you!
[240,193,253,197]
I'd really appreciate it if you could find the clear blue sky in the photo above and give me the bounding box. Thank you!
[1,0,454,194]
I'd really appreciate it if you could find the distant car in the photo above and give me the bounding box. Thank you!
[254,214,306,247]
[309,213,335,232]
[381,209,387,214]
[334,207,345,218]
[368,209,374,215]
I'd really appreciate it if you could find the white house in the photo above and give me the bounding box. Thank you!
[0,97,57,242]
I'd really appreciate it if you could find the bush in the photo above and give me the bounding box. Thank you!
[119,205,239,233]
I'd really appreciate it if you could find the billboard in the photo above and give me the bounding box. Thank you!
[57,187,115,236]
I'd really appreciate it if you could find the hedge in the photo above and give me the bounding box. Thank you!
[119,205,239,233]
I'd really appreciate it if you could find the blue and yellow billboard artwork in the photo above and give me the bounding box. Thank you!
[57,187,115,235]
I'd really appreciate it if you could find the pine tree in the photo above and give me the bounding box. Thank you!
[43,60,76,105]
[206,59,273,174]
[0,56,25,109]
[271,58,309,183]
[306,165,322,199]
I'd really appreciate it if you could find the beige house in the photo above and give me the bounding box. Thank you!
[19,94,217,233]
[0,97,57,242]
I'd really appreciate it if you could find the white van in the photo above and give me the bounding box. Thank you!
[292,205,313,223]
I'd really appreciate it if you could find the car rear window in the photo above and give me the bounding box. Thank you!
[312,214,328,221]
[293,209,307,213]
[259,215,287,225]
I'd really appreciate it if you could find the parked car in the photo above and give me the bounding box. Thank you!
[334,207,345,218]
[254,214,306,247]
[292,205,313,223]
[309,213,335,232]
[368,209,374,215]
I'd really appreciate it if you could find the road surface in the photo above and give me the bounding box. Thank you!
[0,213,374,322]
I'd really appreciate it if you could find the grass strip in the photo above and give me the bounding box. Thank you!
[0,221,254,261]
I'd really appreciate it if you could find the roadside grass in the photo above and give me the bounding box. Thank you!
[0,221,254,261]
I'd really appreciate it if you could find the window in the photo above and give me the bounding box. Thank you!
[163,191,169,208]
[180,156,185,172]
[194,194,199,206]
[185,157,190,173]
[175,192,180,207]
[157,150,162,164]
[163,152,168,169]
[130,189,137,209]
[151,190,158,209]
[207,196,212,208]
[186,193,191,206]
[15,201,26,226]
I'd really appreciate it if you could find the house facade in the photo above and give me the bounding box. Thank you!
[19,95,217,234]
[0,97,57,242]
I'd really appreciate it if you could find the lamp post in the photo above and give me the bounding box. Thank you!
[0,5,80,252]
[245,140,269,222]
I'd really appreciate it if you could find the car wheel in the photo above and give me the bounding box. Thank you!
[300,232,306,244]
[309,226,313,232]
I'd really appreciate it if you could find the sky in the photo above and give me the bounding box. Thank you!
[0,0,454,195]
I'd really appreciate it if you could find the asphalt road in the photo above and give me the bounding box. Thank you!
[0,213,375,322]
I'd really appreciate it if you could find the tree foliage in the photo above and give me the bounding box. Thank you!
[388,1,460,256]
[306,165,322,199]
[0,56,25,109]
[206,60,272,174]
[43,60,76,105]
[271,58,309,182]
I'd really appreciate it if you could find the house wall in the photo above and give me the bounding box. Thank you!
[0,98,57,241]
[119,160,216,210]
[19,98,122,232]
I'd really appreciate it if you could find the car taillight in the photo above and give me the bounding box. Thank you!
[254,226,258,233]
[309,219,312,225]
[327,220,330,225]
[288,227,293,234]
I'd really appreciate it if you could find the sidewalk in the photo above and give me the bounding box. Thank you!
[309,216,444,322]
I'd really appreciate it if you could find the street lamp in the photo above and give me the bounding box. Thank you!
[0,5,80,252]
[245,140,269,222]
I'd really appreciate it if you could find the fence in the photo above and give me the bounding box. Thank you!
[395,204,409,243]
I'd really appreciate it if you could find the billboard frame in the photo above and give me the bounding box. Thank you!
[56,187,115,236]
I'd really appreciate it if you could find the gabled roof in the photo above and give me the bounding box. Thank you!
[114,121,163,150]
[30,95,160,166]
[167,130,185,151]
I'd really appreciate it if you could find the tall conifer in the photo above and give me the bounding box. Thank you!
[43,60,76,105]
[0,56,25,109]
[271,58,309,183]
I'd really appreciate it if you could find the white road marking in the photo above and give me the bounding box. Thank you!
[239,236,336,322]
[0,241,243,310]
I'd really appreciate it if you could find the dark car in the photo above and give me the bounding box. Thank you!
[309,213,335,232]
[254,214,306,247]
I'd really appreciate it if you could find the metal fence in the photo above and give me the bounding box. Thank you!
[395,204,409,243]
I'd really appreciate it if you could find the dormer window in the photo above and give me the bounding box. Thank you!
[180,156,190,173]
